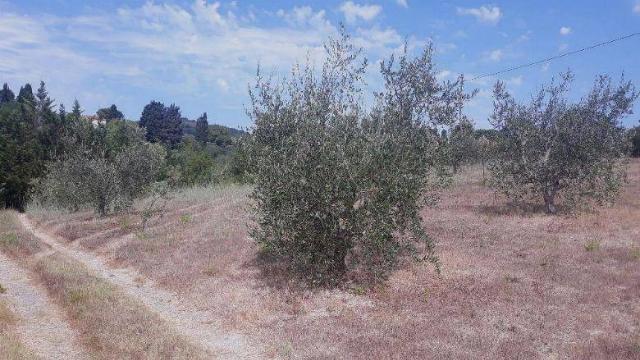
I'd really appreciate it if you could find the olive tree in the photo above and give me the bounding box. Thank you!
[447,119,477,173]
[39,143,165,216]
[489,72,638,214]
[246,30,471,284]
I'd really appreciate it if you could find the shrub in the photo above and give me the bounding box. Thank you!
[489,72,638,214]
[246,31,471,284]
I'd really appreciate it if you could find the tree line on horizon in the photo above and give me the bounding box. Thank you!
[0,81,246,212]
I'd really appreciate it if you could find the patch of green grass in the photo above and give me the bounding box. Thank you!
[630,247,640,261]
[179,214,192,224]
[585,239,600,252]
[119,216,133,231]
[0,233,19,247]
[351,285,366,295]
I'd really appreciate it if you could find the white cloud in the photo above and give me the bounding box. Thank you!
[487,49,503,61]
[339,1,382,23]
[457,6,502,24]
[396,0,408,8]
[634,2,640,14]
[0,1,421,123]
[559,26,571,35]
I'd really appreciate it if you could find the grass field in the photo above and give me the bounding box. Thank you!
[17,159,639,359]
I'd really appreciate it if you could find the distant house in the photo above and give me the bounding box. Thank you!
[82,114,105,127]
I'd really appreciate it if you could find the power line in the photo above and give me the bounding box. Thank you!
[471,31,640,81]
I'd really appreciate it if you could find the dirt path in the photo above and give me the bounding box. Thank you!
[19,214,266,359]
[0,251,88,360]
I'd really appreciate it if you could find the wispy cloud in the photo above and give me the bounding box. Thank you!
[486,49,503,62]
[634,2,640,14]
[339,1,382,23]
[0,1,417,121]
[456,5,502,25]
[559,26,571,35]
[396,0,408,9]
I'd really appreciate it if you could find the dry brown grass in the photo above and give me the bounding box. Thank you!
[0,211,206,360]
[33,254,204,359]
[27,161,640,359]
[0,300,37,360]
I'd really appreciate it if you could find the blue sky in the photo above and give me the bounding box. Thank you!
[1,1,639,128]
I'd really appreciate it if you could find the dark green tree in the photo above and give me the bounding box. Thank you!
[70,99,83,121]
[97,104,124,122]
[0,83,15,104]
[58,104,67,123]
[17,84,36,118]
[139,101,183,147]
[35,81,54,124]
[195,112,209,144]
[0,102,44,210]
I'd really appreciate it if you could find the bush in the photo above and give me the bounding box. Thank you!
[246,31,471,284]
[489,72,638,213]
[166,139,220,186]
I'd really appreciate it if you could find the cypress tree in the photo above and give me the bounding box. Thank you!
[0,83,15,104]
[195,112,209,144]
[140,100,166,143]
[70,99,83,121]
[0,102,44,210]
[164,104,183,148]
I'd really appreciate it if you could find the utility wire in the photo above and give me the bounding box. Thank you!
[471,31,640,81]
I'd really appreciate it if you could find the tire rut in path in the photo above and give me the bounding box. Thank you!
[19,214,265,360]
[0,251,88,360]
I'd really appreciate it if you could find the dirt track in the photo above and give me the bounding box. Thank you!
[19,214,265,359]
[0,250,87,359]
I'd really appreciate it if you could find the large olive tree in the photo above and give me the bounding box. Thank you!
[489,72,638,214]
[246,30,472,283]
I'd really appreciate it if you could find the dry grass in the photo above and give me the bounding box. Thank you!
[26,160,640,359]
[0,211,205,360]
[0,300,37,360]
[33,254,204,359]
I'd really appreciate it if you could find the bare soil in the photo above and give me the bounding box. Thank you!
[0,251,87,359]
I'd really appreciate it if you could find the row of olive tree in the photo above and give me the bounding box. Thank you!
[245,31,472,284]
[244,30,639,284]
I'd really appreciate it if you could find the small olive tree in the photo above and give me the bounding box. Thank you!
[39,143,165,216]
[489,72,638,214]
[447,119,477,173]
[246,30,471,284]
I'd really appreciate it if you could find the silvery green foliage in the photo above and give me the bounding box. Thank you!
[246,30,471,284]
[489,72,638,214]
[446,119,477,173]
[38,141,166,216]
